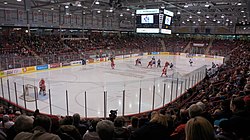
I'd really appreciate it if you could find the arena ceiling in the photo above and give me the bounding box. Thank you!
[1,0,249,27]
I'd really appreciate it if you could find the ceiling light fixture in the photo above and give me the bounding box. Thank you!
[237,2,242,5]
[197,11,201,14]
[204,21,207,24]
[4,1,7,4]
[189,15,192,18]
[217,20,220,23]
[120,13,123,17]
[126,8,130,11]
[38,9,41,12]
[193,21,196,24]
[65,5,69,8]
[198,19,201,22]
[51,7,54,10]
[131,13,135,16]
[206,15,209,18]
[205,2,210,7]
[95,1,100,5]
[184,4,188,8]
[97,10,101,13]
[221,15,224,18]
[77,3,81,7]
[17,0,22,2]
[241,10,244,13]
[213,18,216,22]
[187,19,190,21]
[230,21,233,24]
[226,18,229,22]
[177,11,180,14]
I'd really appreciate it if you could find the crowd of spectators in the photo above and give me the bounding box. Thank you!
[0,35,249,140]
[210,39,238,56]
[0,34,165,70]
[163,37,189,52]
[1,33,243,71]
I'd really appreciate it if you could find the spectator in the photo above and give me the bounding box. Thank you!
[72,113,87,137]
[14,115,60,140]
[127,117,138,135]
[83,119,101,140]
[33,109,40,118]
[113,116,129,140]
[0,115,14,130]
[138,114,149,128]
[188,104,203,118]
[171,109,188,140]
[185,116,216,140]
[129,112,170,140]
[216,120,237,140]
[229,97,250,139]
[96,120,114,140]
[6,115,34,140]
[57,125,82,140]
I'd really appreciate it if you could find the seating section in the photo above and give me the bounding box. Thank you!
[210,39,237,55]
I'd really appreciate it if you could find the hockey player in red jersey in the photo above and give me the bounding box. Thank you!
[110,57,115,69]
[39,78,46,96]
[147,60,153,68]
[161,66,167,77]
[165,61,170,67]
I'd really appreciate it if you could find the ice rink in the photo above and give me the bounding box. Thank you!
[0,55,223,117]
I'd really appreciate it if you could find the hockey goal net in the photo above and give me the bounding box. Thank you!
[19,84,38,102]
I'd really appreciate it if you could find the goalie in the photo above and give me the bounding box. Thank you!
[39,78,46,96]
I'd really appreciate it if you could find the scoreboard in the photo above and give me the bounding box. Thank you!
[135,9,174,34]
[136,9,160,33]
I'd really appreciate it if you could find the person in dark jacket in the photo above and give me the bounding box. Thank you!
[113,116,129,140]
[129,112,171,140]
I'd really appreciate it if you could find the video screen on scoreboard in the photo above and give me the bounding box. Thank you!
[136,14,159,28]
[136,9,160,33]
[161,10,174,34]
[141,15,154,24]
[165,16,171,25]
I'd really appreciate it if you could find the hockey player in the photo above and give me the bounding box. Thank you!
[110,57,115,69]
[147,60,153,68]
[161,66,167,77]
[39,78,46,96]
[135,58,142,66]
[165,61,170,67]
[169,63,174,70]
[157,59,161,68]
[189,59,193,66]
[82,58,86,65]
[212,62,216,68]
